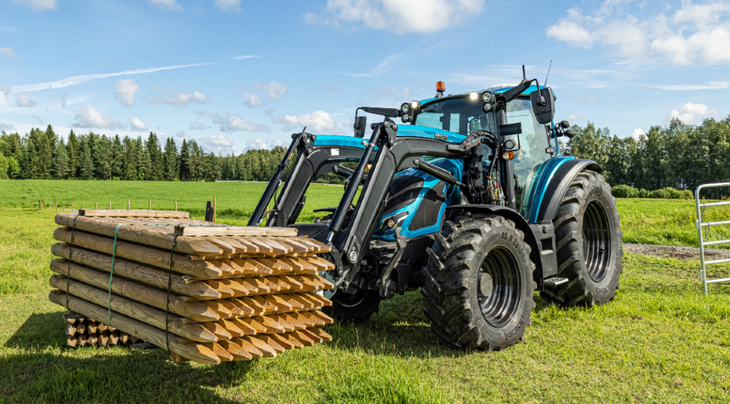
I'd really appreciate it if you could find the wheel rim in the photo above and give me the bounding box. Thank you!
[333,290,369,308]
[582,200,611,282]
[478,246,521,328]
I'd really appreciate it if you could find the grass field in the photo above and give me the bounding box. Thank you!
[1,181,730,402]
[3,179,730,247]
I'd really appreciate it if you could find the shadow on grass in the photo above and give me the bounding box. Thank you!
[326,289,570,360]
[1,311,258,403]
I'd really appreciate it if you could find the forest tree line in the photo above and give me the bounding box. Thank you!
[2,115,730,192]
[564,116,730,195]
[0,125,293,182]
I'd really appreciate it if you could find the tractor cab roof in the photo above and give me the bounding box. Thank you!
[419,84,546,106]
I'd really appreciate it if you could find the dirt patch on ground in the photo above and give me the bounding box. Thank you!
[624,243,730,261]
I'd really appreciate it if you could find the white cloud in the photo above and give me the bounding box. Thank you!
[149,0,181,11]
[567,114,585,121]
[205,112,272,132]
[0,48,16,58]
[0,86,11,101]
[241,93,263,107]
[278,110,343,134]
[15,93,36,107]
[152,89,210,107]
[201,134,237,155]
[129,117,148,131]
[11,62,216,93]
[189,121,209,130]
[631,128,645,140]
[215,0,241,13]
[11,0,57,11]
[254,81,287,100]
[653,81,730,91]
[664,103,719,125]
[547,2,730,66]
[114,78,139,107]
[72,106,121,129]
[232,55,261,60]
[576,95,597,103]
[0,122,15,131]
[245,138,284,151]
[306,0,485,34]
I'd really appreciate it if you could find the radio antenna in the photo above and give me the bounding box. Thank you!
[544,60,553,86]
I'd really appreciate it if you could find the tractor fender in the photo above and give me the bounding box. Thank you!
[529,158,602,224]
[444,205,544,286]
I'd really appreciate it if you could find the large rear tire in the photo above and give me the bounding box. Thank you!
[422,214,536,350]
[541,170,623,307]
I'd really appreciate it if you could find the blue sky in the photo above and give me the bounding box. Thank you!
[1,0,729,154]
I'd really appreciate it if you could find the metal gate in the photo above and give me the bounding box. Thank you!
[695,182,730,295]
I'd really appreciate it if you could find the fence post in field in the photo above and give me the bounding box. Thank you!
[213,197,217,223]
[94,202,97,209]
[148,200,151,210]
[109,201,111,209]
[174,201,177,211]
[128,200,130,210]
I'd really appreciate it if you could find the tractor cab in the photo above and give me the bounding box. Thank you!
[406,83,560,216]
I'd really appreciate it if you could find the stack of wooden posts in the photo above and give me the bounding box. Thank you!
[64,313,140,347]
[48,209,336,365]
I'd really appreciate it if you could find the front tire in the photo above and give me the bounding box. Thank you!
[323,290,381,322]
[541,170,623,307]
[422,214,536,350]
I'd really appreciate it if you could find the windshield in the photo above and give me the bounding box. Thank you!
[414,97,496,136]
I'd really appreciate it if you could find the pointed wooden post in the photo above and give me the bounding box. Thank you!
[148,200,151,210]
[128,200,131,210]
[174,201,178,211]
[109,201,111,209]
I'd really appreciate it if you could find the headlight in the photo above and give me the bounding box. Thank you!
[481,91,493,103]
[410,100,421,111]
[469,92,479,101]
[401,114,410,123]
[400,103,410,114]
[482,103,492,112]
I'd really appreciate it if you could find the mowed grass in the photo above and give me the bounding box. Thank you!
[617,198,730,248]
[3,179,729,247]
[2,207,730,402]
[0,179,347,224]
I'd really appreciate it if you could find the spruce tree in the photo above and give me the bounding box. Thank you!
[145,132,162,181]
[78,140,94,180]
[94,135,112,180]
[163,137,179,180]
[111,135,124,179]
[136,137,150,180]
[66,130,79,178]
[179,139,190,181]
[53,139,70,179]
[123,137,137,180]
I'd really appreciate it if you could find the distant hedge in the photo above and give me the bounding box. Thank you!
[611,185,694,199]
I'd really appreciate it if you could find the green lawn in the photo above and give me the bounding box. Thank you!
[618,198,730,248]
[1,182,730,402]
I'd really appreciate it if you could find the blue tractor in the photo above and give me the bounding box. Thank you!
[249,72,622,350]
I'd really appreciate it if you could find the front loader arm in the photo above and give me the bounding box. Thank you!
[328,122,472,285]
[248,132,367,227]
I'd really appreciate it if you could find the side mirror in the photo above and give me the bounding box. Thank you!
[530,87,555,125]
[354,116,367,138]
[499,122,522,151]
